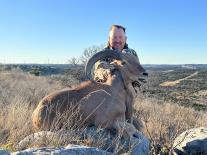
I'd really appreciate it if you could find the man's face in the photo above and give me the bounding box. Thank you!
[109,28,127,51]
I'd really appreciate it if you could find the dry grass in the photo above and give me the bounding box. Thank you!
[134,93,207,154]
[0,69,206,154]
[0,69,63,106]
[0,69,63,151]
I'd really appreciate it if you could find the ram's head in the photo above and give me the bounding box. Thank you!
[85,49,148,87]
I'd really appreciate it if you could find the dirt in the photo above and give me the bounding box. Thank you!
[160,71,198,87]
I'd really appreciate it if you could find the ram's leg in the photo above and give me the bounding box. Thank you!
[133,116,144,132]
[125,83,137,124]
[113,121,139,140]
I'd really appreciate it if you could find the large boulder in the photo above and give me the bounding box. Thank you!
[173,127,207,155]
[130,133,149,155]
[15,126,149,155]
[0,149,9,155]
[81,127,149,155]
[12,144,114,155]
[16,131,59,150]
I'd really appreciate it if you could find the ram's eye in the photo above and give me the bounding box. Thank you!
[121,61,126,65]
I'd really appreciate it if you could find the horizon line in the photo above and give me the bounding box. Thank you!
[0,63,207,65]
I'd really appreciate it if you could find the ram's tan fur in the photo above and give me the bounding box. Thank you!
[32,53,146,140]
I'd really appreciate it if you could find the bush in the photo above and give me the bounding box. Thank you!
[29,67,41,76]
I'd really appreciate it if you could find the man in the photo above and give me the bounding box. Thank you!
[93,25,143,131]
[94,24,140,82]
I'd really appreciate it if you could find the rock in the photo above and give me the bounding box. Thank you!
[130,132,149,155]
[16,126,149,155]
[81,126,149,154]
[16,131,58,150]
[173,127,207,155]
[0,149,10,155]
[12,144,114,155]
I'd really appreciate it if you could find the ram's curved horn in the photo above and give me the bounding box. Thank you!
[85,49,123,81]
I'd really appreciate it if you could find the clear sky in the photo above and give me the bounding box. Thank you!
[0,0,206,64]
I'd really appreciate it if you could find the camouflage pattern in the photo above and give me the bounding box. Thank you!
[94,45,139,82]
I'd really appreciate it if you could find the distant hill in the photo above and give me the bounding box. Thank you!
[1,63,207,76]
[0,64,77,76]
[143,64,207,70]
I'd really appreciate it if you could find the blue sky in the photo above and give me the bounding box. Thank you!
[0,0,206,64]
